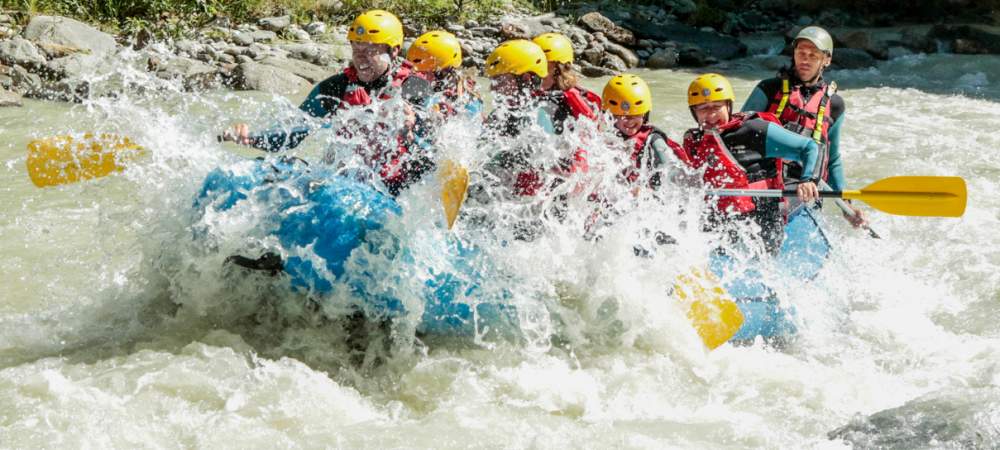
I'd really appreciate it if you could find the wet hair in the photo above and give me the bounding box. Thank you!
[550,62,579,91]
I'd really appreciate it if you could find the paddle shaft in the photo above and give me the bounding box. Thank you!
[709,189,845,198]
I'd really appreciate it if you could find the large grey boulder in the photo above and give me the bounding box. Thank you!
[233,61,310,94]
[258,15,291,32]
[151,56,220,90]
[23,15,117,58]
[258,56,334,83]
[43,53,96,80]
[578,12,636,46]
[829,48,876,69]
[0,36,47,68]
[646,48,679,69]
[10,64,43,94]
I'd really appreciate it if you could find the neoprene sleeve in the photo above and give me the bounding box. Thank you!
[739,86,770,113]
[825,114,845,191]
[763,122,819,179]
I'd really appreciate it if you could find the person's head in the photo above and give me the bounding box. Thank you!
[791,26,833,83]
[406,30,462,82]
[602,74,652,137]
[532,33,577,91]
[687,73,735,130]
[485,40,548,99]
[347,10,404,83]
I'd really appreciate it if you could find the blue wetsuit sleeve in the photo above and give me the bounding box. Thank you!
[764,122,818,179]
[825,113,845,191]
[248,84,332,152]
[740,86,770,113]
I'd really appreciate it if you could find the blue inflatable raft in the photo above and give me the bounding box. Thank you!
[194,157,519,338]
[709,206,831,343]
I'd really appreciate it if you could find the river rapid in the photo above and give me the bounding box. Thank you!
[1,52,999,449]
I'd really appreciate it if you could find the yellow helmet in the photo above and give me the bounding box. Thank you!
[532,33,574,64]
[485,40,548,78]
[687,73,735,107]
[407,30,463,72]
[602,73,652,116]
[347,10,404,48]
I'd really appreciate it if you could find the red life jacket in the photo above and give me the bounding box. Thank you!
[339,62,416,188]
[679,113,785,215]
[622,125,681,185]
[766,77,836,181]
[563,87,601,121]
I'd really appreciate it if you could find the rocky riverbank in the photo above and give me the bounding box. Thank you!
[2,6,1000,107]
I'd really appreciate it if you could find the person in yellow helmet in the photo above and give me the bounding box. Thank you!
[740,25,866,228]
[681,73,821,254]
[531,33,602,134]
[600,73,683,190]
[406,29,483,119]
[221,10,433,197]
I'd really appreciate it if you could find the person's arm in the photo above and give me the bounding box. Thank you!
[245,83,333,152]
[648,135,701,189]
[763,122,818,179]
[740,85,770,113]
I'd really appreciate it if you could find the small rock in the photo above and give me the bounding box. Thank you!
[251,30,278,43]
[10,64,43,94]
[290,28,311,42]
[465,20,480,28]
[679,46,709,67]
[646,48,679,69]
[578,61,615,77]
[258,56,333,83]
[637,49,651,59]
[604,41,639,68]
[232,31,254,46]
[829,48,876,69]
[152,56,220,90]
[258,15,291,32]
[305,22,327,35]
[233,61,311,94]
[0,87,22,106]
[582,46,604,65]
[446,24,465,33]
[43,54,95,80]
[0,36,47,68]
[797,16,813,26]
[500,22,531,40]
[236,55,254,64]
[638,39,656,49]
[0,14,13,24]
[600,53,627,72]
[175,39,205,55]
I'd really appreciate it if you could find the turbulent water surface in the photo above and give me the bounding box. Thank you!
[2,52,999,449]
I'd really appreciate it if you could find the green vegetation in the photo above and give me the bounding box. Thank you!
[0,0,546,33]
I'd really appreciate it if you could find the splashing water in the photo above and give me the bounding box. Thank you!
[2,52,999,448]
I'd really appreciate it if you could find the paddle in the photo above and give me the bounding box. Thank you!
[440,160,469,229]
[806,180,879,238]
[709,176,967,218]
[674,267,745,350]
[26,133,144,188]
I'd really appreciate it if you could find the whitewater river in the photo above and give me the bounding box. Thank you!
[1,52,999,448]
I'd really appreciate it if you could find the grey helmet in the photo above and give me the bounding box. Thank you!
[794,26,833,56]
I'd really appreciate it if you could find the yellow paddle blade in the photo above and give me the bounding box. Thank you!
[440,159,469,229]
[674,267,744,350]
[26,133,144,187]
[843,176,967,218]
